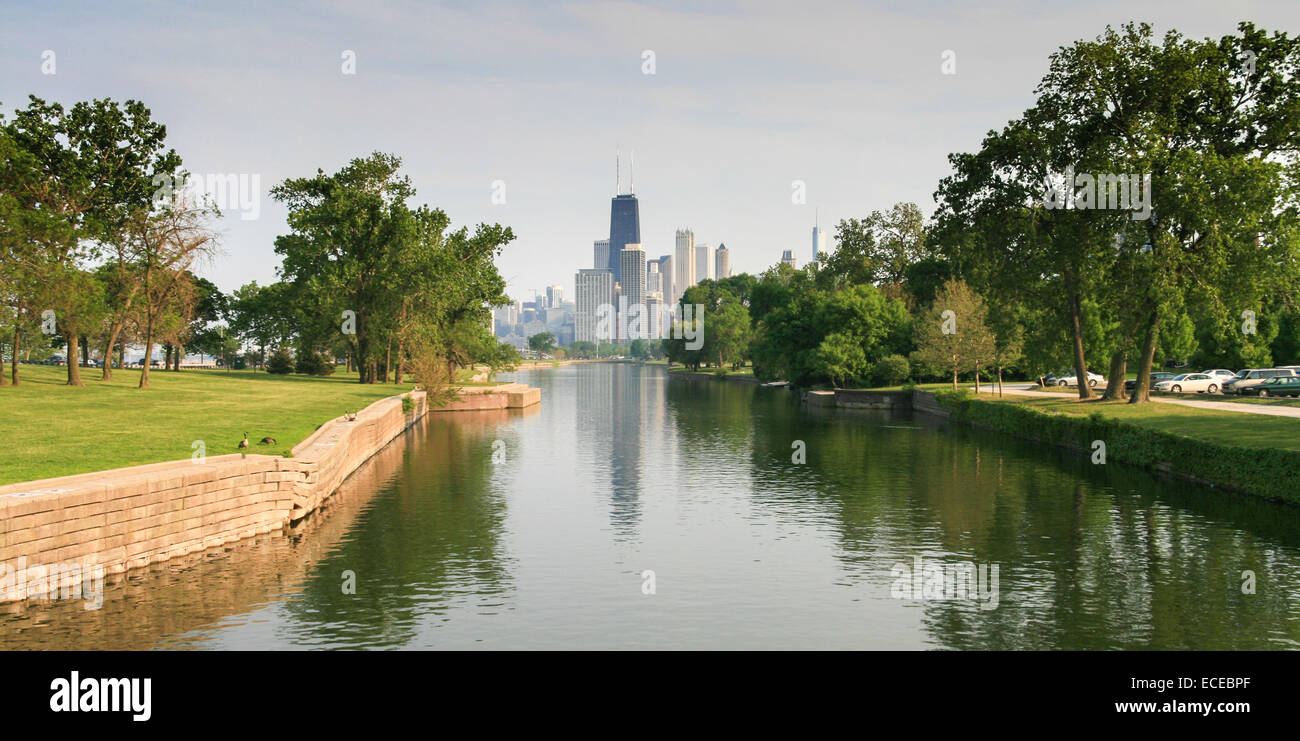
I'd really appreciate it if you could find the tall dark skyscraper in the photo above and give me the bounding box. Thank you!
[608,193,640,287]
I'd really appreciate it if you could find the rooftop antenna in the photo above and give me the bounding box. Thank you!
[615,147,620,195]
[630,150,635,194]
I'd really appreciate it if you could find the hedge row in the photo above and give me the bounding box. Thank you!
[929,390,1300,504]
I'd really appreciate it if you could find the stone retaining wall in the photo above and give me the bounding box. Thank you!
[0,390,432,604]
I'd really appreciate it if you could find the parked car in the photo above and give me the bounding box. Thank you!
[1238,376,1300,397]
[1058,371,1105,388]
[1125,372,1178,392]
[48,354,66,366]
[1222,368,1298,394]
[1154,373,1220,394]
[1201,369,1236,381]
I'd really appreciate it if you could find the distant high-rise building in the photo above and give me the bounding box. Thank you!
[674,229,695,299]
[781,249,798,269]
[812,221,827,267]
[645,291,664,340]
[695,242,712,283]
[658,255,674,306]
[575,269,614,343]
[715,243,730,280]
[547,285,563,308]
[608,156,641,286]
[646,260,662,296]
[619,243,646,340]
[594,239,610,271]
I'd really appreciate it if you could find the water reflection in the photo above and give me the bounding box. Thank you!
[2,364,1299,649]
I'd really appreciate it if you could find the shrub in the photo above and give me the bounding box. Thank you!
[931,393,1300,503]
[873,354,911,386]
[265,346,294,375]
[295,350,335,376]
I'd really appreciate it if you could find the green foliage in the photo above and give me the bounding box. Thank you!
[265,346,294,375]
[528,332,557,353]
[933,393,1300,503]
[752,283,910,386]
[295,350,335,376]
[910,279,997,388]
[873,354,911,386]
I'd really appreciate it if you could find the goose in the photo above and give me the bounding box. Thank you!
[345,410,357,422]
[259,436,276,445]
[238,432,249,450]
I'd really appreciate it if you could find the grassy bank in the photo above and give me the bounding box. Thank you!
[980,393,1300,451]
[0,365,416,485]
[932,390,1300,503]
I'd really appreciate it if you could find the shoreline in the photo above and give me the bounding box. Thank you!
[0,381,540,604]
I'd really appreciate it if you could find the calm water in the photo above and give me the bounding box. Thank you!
[3,363,1299,650]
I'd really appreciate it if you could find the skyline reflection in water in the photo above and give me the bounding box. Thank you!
[2,363,1298,649]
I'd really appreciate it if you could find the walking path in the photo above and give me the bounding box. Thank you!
[990,383,1300,419]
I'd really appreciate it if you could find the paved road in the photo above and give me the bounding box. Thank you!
[989,383,1300,419]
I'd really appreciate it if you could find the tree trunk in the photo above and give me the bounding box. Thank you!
[997,366,1003,397]
[952,369,958,392]
[173,344,183,371]
[1129,309,1160,404]
[100,322,125,380]
[1063,266,1093,400]
[1101,349,1127,401]
[394,338,404,384]
[11,325,20,386]
[116,341,124,372]
[974,364,980,394]
[139,317,154,388]
[66,331,84,386]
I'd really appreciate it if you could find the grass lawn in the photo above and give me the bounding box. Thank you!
[980,393,1300,451]
[0,364,417,485]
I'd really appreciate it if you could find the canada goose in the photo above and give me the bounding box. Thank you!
[345,410,357,422]
[259,436,276,445]
[238,432,249,450]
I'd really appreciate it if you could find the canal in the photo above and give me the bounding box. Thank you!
[2,362,1298,649]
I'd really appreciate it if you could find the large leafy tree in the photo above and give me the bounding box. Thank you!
[0,96,181,385]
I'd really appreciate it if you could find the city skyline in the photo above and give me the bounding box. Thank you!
[6,2,1285,303]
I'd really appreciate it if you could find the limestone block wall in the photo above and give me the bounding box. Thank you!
[0,390,430,604]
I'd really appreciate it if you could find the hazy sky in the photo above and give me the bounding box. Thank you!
[3,0,1298,302]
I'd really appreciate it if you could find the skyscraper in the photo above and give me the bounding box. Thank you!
[619,243,646,340]
[715,243,730,280]
[812,222,827,266]
[547,284,563,308]
[674,229,695,299]
[646,260,662,296]
[781,249,798,269]
[594,238,609,271]
[658,254,674,307]
[575,269,614,343]
[695,242,712,283]
[608,156,641,286]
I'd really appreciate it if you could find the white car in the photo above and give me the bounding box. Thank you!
[1154,373,1220,394]
[1201,369,1236,381]
[1056,371,1105,388]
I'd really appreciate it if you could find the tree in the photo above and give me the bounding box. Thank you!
[127,193,219,388]
[814,333,868,388]
[272,153,418,383]
[1,97,181,385]
[265,346,293,374]
[528,332,557,354]
[911,280,997,391]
